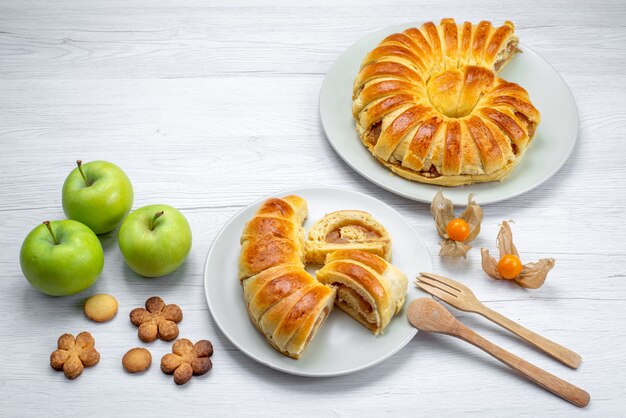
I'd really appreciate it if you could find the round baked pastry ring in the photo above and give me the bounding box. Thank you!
[352,19,541,186]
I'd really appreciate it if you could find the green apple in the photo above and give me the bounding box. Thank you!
[118,204,192,277]
[62,160,133,234]
[20,220,104,296]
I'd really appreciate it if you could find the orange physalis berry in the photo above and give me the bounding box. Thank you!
[446,218,470,242]
[497,255,523,279]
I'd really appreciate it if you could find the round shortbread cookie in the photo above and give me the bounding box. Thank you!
[122,347,152,373]
[84,294,118,323]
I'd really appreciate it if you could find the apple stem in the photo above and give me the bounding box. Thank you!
[76,160,92,186]
[151,211,164,231]
[43,221,59,245]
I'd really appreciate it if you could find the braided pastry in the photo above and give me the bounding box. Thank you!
[239,196,336,359]
[352,19,540,186]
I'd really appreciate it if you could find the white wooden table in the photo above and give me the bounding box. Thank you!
[1,1,624,416]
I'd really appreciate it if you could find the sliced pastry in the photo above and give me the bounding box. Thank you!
[239,195,336,359]
[242,265,335,359]
[316,250,407,335]
[305,210,392,264]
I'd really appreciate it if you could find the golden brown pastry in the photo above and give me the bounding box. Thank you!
[316,250,407,335]
[305,210,392,264]
[352,19,540,186]
[239,196,336,359]
[239,195,307,279]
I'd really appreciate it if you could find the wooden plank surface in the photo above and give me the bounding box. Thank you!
[0,0,624,416]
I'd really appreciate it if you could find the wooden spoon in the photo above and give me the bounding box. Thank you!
[407,298,590,408]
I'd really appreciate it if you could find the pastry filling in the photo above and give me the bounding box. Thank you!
[514,111,537,138]
[527,122,537,138]
[334,283,376,325]
[419,164,441,178]
[366,122,382,145]
[302,306,330,348]
[325,224,381,244]
[494,38,519,73]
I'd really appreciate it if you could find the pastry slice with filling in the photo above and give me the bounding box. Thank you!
[243,264,336,359]
[316,250,407,335]
[305,210,391,264]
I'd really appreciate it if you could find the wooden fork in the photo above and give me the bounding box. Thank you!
[416,272,581,369]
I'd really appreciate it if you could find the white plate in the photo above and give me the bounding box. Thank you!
[204,187,431,377]
[319,24,578,205]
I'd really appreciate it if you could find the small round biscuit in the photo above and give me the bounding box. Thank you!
[84,294,118,323]
[122,347,152,373]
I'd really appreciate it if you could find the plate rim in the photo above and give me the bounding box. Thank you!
[319,24,579,205]
[203,185,431,377]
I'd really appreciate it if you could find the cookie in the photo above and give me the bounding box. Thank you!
[50,332,100,379]
[122,347,152,373]
[129,296,182,342]
[161,339,213,385]
[84,294,118,323]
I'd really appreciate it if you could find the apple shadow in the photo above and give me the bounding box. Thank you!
[16,283,86,327]
[97,227,119,255]
[118,255,193,294]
